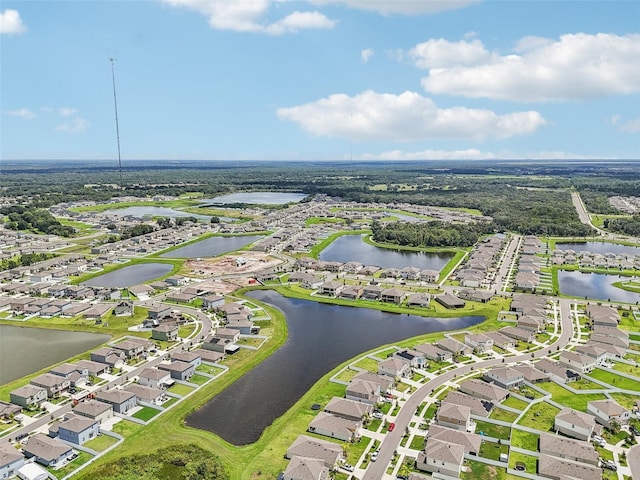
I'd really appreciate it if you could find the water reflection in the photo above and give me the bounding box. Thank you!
[186,290,483,445]
[557,270,639,303]
[320,234,452,271]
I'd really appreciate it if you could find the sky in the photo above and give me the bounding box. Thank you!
[1,0,639,161]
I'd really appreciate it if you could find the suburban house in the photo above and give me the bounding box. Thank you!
[158,360,196,381]
[151,324,179,342]
[352,371,394,394]
[194,348,225,364]
[575,343,608,364]
[137,368,173,389]
[378,357,411,378]
[345,379,381,405]
[113,340,145,359]
[361,285,384,300]
[147,304,173,320]
[482,331,515,350]
[339,286,362,300]
[307,412,360,442]
[75,359,110,376]
[0,443,24,479]
[394,349,427,369]
[483,367,524,390]
[512,364,549,384]
[124,384,166,406]
[48,363,88,387]
[380,288,406,304]
[444,391,493,417]
[554,407,595,440]
[324,397,372,422]
[538,432,599,465]
[416,438,465,477]
[22,434,74,467]
[426,424,481,456]
[414,343,452,362]
[285,435,344,468]
[30,373,70,397]
[90,347,126,368]
[170,350,202,368]
[459,379,509,402]
[434,293,465,309]
[10,385,47,408]
[587,399,631,429]
[499,326,535,343]
[201,294,225,309]
[318,281,344,297]
[73,399,113,424]
[213,328,241,343]
[558,351,596,374]
[406,294,430,308]
[0,401,21,421]
[537,453,602,480]
[436,402,472,432]
[436,338,471,356]
[96,389,137,414]
[534,358,580,383]
[55,413,100,445]
[82,303,113,320]
[464,334,494,354]
[282,456,329,480]
[202,336,235,354]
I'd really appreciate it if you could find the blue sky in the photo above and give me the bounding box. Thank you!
[1,1,639,161]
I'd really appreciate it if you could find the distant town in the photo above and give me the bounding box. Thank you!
[0,160,639,480]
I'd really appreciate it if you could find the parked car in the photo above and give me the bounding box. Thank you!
[372,411,384,419]
[370,450,379,462]
[341,463,354,472]
[388,423,395,432]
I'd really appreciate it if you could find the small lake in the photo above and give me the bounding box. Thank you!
[320,234,453,271]
[200,192,307,205]
[186,290,483,445]
[557,270,640,303]
[160,235,263,258]
[555,242,640,256]
[82,263,173,288]
[0,325,110,385]
[103,206,212,221]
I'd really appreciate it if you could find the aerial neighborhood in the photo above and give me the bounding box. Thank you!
[1,186,640,480]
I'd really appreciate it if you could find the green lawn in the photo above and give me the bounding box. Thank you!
[48,451,92,477]
[84,434,119,452]
[613,362,640,376]
[189,374,210,386]
[167,383,195,396]
[502,396,528,410]
[110,419,142,437]
[571,378,606,390]
[510,429,539,452]
[409,435,425,450]
[352,356,379,373]
[461,460,508,480]
[345,435,370,464]
[334,368,359,383]
[589,369,640,391]
[609,392,640,410]
[517,402,561,432]
[479,440,509,461]
[366,419,382,432]
[132,406,161,421]
[538,382,607,411]
[509,451,537,474]
[475,420,511,440]
[489,408,519,423]
[517,384,545,399]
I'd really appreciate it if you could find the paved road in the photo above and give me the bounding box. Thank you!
[628,443,640,480]
[362,298,575,479]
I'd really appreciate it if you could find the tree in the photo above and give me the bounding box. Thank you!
[210,216,220,224]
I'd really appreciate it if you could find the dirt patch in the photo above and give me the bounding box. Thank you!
[186,252,282,283]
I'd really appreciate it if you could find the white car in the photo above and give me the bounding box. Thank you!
[372,411,384,419]
[370,450,379,462]
[341,463,354,472]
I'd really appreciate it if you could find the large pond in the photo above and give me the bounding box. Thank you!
[557,270,640,303]
[0,325,110,385]
[320,234,453,271]
[555,242,640,256]
[82,263,173,288]
[186,290,483,445]
[160,235,263,259]
[103,206,212,221]
[201,192,307,205]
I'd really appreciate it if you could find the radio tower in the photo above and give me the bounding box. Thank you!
[109,57,123,187]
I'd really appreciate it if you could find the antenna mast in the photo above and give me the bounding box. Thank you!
[109,57,123,187]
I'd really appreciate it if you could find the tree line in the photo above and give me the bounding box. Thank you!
[0,205,75,237]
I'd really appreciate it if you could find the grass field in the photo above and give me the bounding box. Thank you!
[589,369,640,391]
[189,374,211,386]
[509,451,537,474]
[510,429,539,452]
[84,433,120,452]
[537,382,607,411]
[352,356,379,372]
[132,406,161,421]
[517,402,560,432]
[167,383,195,396]
[475,420,511,440]
[489,408,519,423]
[502,396,528,410]
[461,460,508,480]
[479,440,509,461]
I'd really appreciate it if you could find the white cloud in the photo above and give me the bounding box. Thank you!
[58,107,78,117]
[361,48,374,62]
[55,117,89,134]
[408,38,491,68]
[277,90,545,141]
[311,0,480,15]
[5,108,36,120]
[0,9,26,35]
[617,117,640,133]
[419,33,640,101]
[161,0,335,34]
[353,149,603,161]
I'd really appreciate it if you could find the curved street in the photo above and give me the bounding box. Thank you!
[362,298,575,479]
